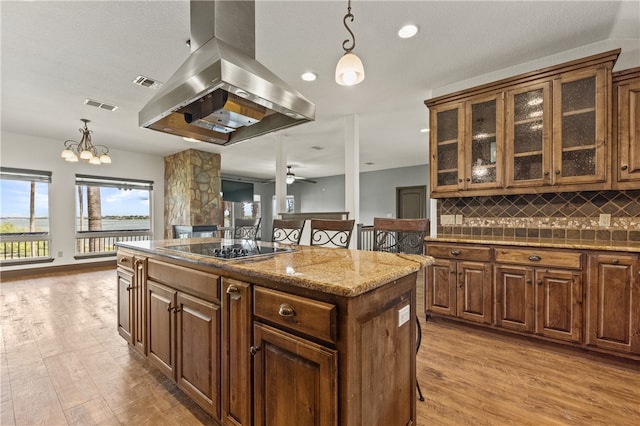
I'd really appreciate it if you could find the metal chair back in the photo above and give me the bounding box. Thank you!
[373,217,430,254]
[233,218,261,240]
[271,219,305,244]
[309,219,355,249]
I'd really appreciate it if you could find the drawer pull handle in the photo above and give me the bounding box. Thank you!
[526,279,532,284]
[621,165,628,170]
[250,345,261,356]
[611,258,620,265]
[126,286,132,291]
[450,250,461,256]
[528,255,542,262]
[278,304,296,318]
[536,280,542,286]
[120,257,129,263]
[226,285,242,301]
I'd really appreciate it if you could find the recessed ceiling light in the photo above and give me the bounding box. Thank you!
[398,24,418,39]
[301,72,317,82]
[420,128,430,133]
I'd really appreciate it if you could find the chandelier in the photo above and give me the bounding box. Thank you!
[61,119,112,164]
[335,0,365,86]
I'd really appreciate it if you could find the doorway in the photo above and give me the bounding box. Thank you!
[396,185,427,218]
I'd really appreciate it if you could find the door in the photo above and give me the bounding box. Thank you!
[176,291,221,418]
[397,185,426,219]
[253,323,337,426]
[147,280,176,379]
[617,77,640,184]
[535,269,582,342]
[426,258,457,317]
[495,265,535,333]
[457,261,492,324]
[117,268,134,345]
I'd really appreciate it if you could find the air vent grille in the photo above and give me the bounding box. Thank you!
[84,98,118,111]
[132,75,163,89]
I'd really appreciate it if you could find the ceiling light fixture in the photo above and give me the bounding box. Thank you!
[61,119,112,165]
[301,72,317,81]
[335,0,365,86]
[286,166,296,185]
[420,128,430,133]
[398,24,418,39]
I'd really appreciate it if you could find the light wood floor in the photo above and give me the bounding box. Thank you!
[1,267,638,425]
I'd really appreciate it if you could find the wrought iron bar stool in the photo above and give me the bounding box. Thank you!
[271,219,305,244]
[233,218,262,240]
[309,219,355,249]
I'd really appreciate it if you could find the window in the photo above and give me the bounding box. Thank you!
[223,194,261,229]
[75,174,153,257]
[0,167,52,264]
[272,195,295,215]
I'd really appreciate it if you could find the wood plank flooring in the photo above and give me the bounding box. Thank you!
[1,267,638,425]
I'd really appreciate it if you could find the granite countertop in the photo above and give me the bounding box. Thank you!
[424,236,640,253]
[117,238,434,297]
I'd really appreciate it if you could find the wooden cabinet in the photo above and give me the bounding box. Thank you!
[494,248,583,343]
[426,49,619,197]
[253,323,337,426]
[587,253,640,355]
[613,67,640,188]
[146,259,221,418]
[221,278,252,426]
[116,249,145,354]
[425,244,493,323]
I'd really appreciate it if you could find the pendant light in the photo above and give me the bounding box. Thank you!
[61,119,112,165]
[335,0,365,86]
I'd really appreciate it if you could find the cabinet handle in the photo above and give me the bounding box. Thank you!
[250,345,261,356]
[536,280,542,285]
[526,279,532,284]
[450,250,461,256]
[226,285,242,301]
[543,171,550,176]
[173,307,181,313]
[528,255,542,262]
[555,170,561,175]
[611,258,620,265]
[466,178,471,182]
[278,303,296,317]
[621,165,628,170]
[458,179,463,183]
[126,286,132,291]
[120,257,129,263]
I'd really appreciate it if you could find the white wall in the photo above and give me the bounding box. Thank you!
[0,131,165,272]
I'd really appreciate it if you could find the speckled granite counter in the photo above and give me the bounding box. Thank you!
[424,236,640,253]
[116,238,433,297]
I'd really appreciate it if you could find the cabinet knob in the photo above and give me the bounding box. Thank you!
[278,304,296,317]
[612,258,620,265]
[555,170,561,175]
[250,345,261,356]
[621,165,628,170]
[120,257,129,263]
[528,255,542,262]
[450,250,461,256]
[466,178,471,182]
[226,285,241,301]
[458,179,463,183]
[544,171,550,176]
[526,279,532,284]
[536,280,542,285]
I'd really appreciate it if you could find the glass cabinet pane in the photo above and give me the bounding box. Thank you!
[470,100,497,184]
[436,108,459,187]
[512,89,545,182]
[560,76,596,177]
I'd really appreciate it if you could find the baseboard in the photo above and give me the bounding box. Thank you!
[0,260,116,281]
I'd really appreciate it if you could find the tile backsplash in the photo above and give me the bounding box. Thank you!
[437,190,640,243]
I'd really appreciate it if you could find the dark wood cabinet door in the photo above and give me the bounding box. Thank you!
[616,72,640,186]
[176,291,221,418]
[457,261,493,324]
[147,280,176,379]
[588,254,640,354]
[117,268,134,345]
[535,269,582,342]
[426,258,457,317]
[222,278,252,426]
[495,265,535,333]
[253,323,337,426]
[133,258,146,354]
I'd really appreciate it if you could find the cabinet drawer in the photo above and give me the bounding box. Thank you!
[254,287,337,344]
[116,250,135,270]
[495,248,582,269]
[426,244,492,262]
[147,259,220,301]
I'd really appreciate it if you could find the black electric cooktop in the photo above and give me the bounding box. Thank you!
[163,240,294,260]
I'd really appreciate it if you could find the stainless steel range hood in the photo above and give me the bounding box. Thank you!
[139,0,315,145]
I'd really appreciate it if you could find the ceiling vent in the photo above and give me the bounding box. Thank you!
[84,98,118,111]
[132,75,163,89]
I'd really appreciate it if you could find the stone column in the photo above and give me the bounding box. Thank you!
[164,149,222,238]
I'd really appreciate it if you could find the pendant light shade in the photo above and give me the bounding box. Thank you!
[335,52,365,86]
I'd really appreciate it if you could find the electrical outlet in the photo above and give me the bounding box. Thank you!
[440,214,454,225]
[599,214,611,227]
[57,251,63,257]
[455,214,463,225]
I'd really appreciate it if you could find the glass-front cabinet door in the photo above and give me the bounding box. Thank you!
[552,67,608,185]
[430,103,464,194]
[464,94,503,190]
[505,82,552,187]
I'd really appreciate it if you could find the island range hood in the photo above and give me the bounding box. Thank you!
[139,0,315,145]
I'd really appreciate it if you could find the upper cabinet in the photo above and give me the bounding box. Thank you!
[426,49,620,198]
[613,67,640,189]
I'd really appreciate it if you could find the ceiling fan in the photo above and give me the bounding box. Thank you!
[286,165,316,184]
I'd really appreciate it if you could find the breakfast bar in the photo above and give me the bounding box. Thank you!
[115,238,433,426]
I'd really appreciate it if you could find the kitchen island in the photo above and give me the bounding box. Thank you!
[116,238,433,426]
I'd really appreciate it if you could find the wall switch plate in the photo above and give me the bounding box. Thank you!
[599,214,611,227]
[455,214,463,225]
[398,305,410,327]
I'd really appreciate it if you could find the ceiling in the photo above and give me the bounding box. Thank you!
[2,1,639,182]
